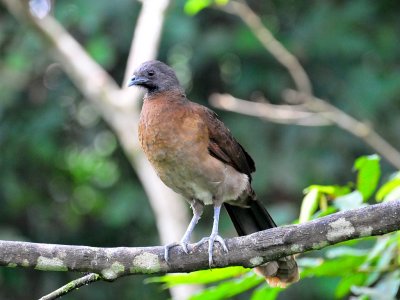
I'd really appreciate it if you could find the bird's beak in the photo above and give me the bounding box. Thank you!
[128,75,148,87]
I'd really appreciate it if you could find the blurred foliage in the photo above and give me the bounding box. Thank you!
[0,0,400,299]
[155,155,400,299]
[185,0,229,15]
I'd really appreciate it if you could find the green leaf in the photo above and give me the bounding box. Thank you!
[301,255,366,278]
[184,0,212,15]
[397,233,400,266]
[304,185,351,197]
[326,246,369,259]
[334,191,364,211]
[382,187,400,202]
[299,187,320,223]
[335,273,367,299]
[215,0,229,5]
[354,155,381,200]
[351,270,400,300]
[364,241,397,286]
[146,266,250,287]
[251,286,282,300]
[362,236,392,265]
[313,206,338,218]
[189,273,264,300]
[184,0,229,15]
[376,172,400,202]
[297,257,324,268]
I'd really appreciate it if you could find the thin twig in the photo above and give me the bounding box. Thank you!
[39,273,101,300]
[217,0,400,169]
[286,90,400,169]
[223,1,312,95]
[210,93,332,126]
[210,91,400,169]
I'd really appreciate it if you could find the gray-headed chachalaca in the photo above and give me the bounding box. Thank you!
[128,60,299,287]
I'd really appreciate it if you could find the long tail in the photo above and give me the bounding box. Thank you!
[224,200,299,287]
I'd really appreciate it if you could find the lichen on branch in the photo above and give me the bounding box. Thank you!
[1,200,399,278]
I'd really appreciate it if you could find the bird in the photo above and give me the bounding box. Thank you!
[128,60,299,287]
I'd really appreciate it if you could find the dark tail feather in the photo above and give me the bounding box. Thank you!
[224,200,276,236]
[224,200,299,287]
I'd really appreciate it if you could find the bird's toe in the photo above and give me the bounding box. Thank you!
[208,234,228,266]
[164,242,179,262]
[164,240,192,262]
[180,241,190,254]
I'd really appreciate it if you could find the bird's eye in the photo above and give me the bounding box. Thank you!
[148,70,155,77]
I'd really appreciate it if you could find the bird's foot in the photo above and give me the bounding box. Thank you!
[194,234,228,267]
[164,240,191,263]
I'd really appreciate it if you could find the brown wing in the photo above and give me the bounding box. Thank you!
[195,104,255,179]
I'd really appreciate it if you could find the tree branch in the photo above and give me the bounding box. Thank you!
[211,91,400,169]
[216,0,400,169]
[1,201,399,279]
[223,0,313,95]
[210,93,332,126]
[39,273,101,300]
[285,90,400,169]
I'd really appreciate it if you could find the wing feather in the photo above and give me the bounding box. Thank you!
[195,105,255,178]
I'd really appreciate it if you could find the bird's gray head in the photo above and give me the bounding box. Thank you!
[128,60,183,95]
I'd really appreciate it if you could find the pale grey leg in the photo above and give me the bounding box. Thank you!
[164,200,204,262]
[195,204,228,266]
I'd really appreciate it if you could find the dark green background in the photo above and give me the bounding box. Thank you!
[1,0,399,299]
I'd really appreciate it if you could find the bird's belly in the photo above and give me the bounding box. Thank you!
[148,149,217,204]
[139,106,249,205]
[150,150,248,206]
[139,114,213,200]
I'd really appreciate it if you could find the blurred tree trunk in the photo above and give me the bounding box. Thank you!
[1,0,200,298]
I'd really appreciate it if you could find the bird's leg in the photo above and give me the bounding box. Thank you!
[208,205,229,265]
[164,200,204,262]
[179,207,202,252]
[195,204,228,267]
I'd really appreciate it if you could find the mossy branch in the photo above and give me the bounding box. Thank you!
[1,201,399,279]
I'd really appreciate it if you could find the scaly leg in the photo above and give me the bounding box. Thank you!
[195,204,228,266]
[164,200,204,262]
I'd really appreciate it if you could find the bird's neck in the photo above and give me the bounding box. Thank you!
[145,88,186,102]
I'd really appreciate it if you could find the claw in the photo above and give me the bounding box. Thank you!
[212,234,228,252]
[164,202,203,263]
[164,242,178,263]
[181,241,190,254]
[165,204,227,267]
[194,234,228,266]
[164,241,191,262]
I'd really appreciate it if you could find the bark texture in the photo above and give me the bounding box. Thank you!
[1,201,399,278]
